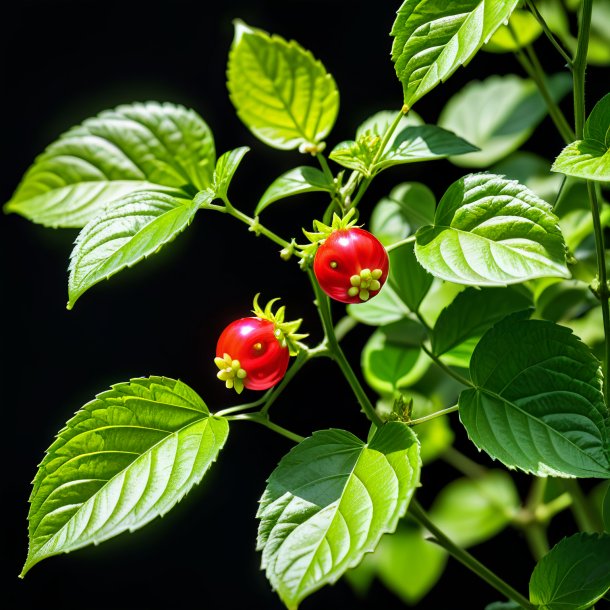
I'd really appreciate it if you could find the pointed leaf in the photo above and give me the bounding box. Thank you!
[227,21,339,150]
[431,286,532,356]
[22,376,228,576]
[391,0,519,108]
[5,102,215,227]
[529,533,610,610]
[256,166,333,215]
[212,147,250,201]
[389,243,433,312]
[68,190,203,308]
[459,312,610,477]
[552,93,610,182]
[414,173,570,286]
[439,73,572,167]
[257,423,421,609]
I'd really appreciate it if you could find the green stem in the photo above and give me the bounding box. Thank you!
[215,391,272,417]
[562,479,600,532]
[349,108,406,209]
[512,42,574,144]
[409,500,537,610]
[227,413,305,444]
[421,343,474,388]
[316,152,335,184]
[308,268,383,427]
[386,235,416,252]
[334,315,358,343]
[226,205,295,252]
[442,445,488,479]
[260,343,329,417]
[573,0,592,139]
[524,524,550,561]
[409,404,458,426]
[525,0,573,67]
[536,492,572,522]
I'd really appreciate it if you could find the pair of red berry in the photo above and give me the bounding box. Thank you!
[215,227,389,393]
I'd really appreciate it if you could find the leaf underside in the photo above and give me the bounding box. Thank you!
[23,376,228,576]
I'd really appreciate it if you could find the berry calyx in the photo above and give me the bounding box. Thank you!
[313,226,389,304]
[214,297,307,393]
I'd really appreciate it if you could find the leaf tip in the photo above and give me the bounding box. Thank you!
[232,19,253,46]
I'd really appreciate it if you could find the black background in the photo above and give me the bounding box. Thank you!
[2,1,605,609]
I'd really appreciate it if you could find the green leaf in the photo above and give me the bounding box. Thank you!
[330,124,478,175]
[21,376,228,576]
[439,73,572,167]
[391,0,520,108]
[459,312,610,477]
[347,283,411,326]
[552,92,610,182]
[414,173,570,286]
[362,323,430,394]
[370,182,436,246]
[529,533,610,609]
[68,190,203,308]
[485,602,521,610]
[389,243,433,311]
[257,423,421,609]
[256,166,333,215]
[603,485,610,532]
[375,522,447,604]
[5,102,215,228]
[227,21,339,151]
[212,147,250,201]
[431,286,532,356]
[429,471,520,548]
[535,279,597,323]
[483,9,542,52]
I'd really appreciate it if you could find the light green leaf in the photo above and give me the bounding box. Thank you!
[5,102,215,227]
[439,73,572,167]
[257,423,421,609]
[347,283,411,326]
[375,522,447,604]
[256,166,333,215]
[431,286,532,355]
[414,173,570,286]
[483,9,542,52]
[459,312,610,477]
[68,190,203,308]
[212,147,249,201]
[362,323,430,394]
[227,21,339,151]
[389,243,433,311]
[21,376,228,576]
[429,471,520,548]
[370,182,436,246]
[330,124,477,175]
[391,0,520,108]
[529,533,610,609]
[552,92,610,182]
[440,335,479,368]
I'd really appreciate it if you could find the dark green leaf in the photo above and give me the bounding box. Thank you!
[432,286,532,355]
[460,312,610,477]
[552,93,610,182]
[429,471,520,548]
[389,243,433,311]
[485,602,522,610]
[439,73,572,167]
[68,190,203,308]
[5,102,215,227]
[21,376,228,576]
[529,533,610,609]
[256,166,333,215]
[603,485,610,532]
[227,21,339,150]
[257,424,421,609]
[391,0,519,108]
[415,173,570,286]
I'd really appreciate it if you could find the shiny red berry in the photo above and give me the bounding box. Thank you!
[215,317,290,393]
[313,227,389,304]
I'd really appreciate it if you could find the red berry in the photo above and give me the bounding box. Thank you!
[215,317,289,393]
[313,227,389,304]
